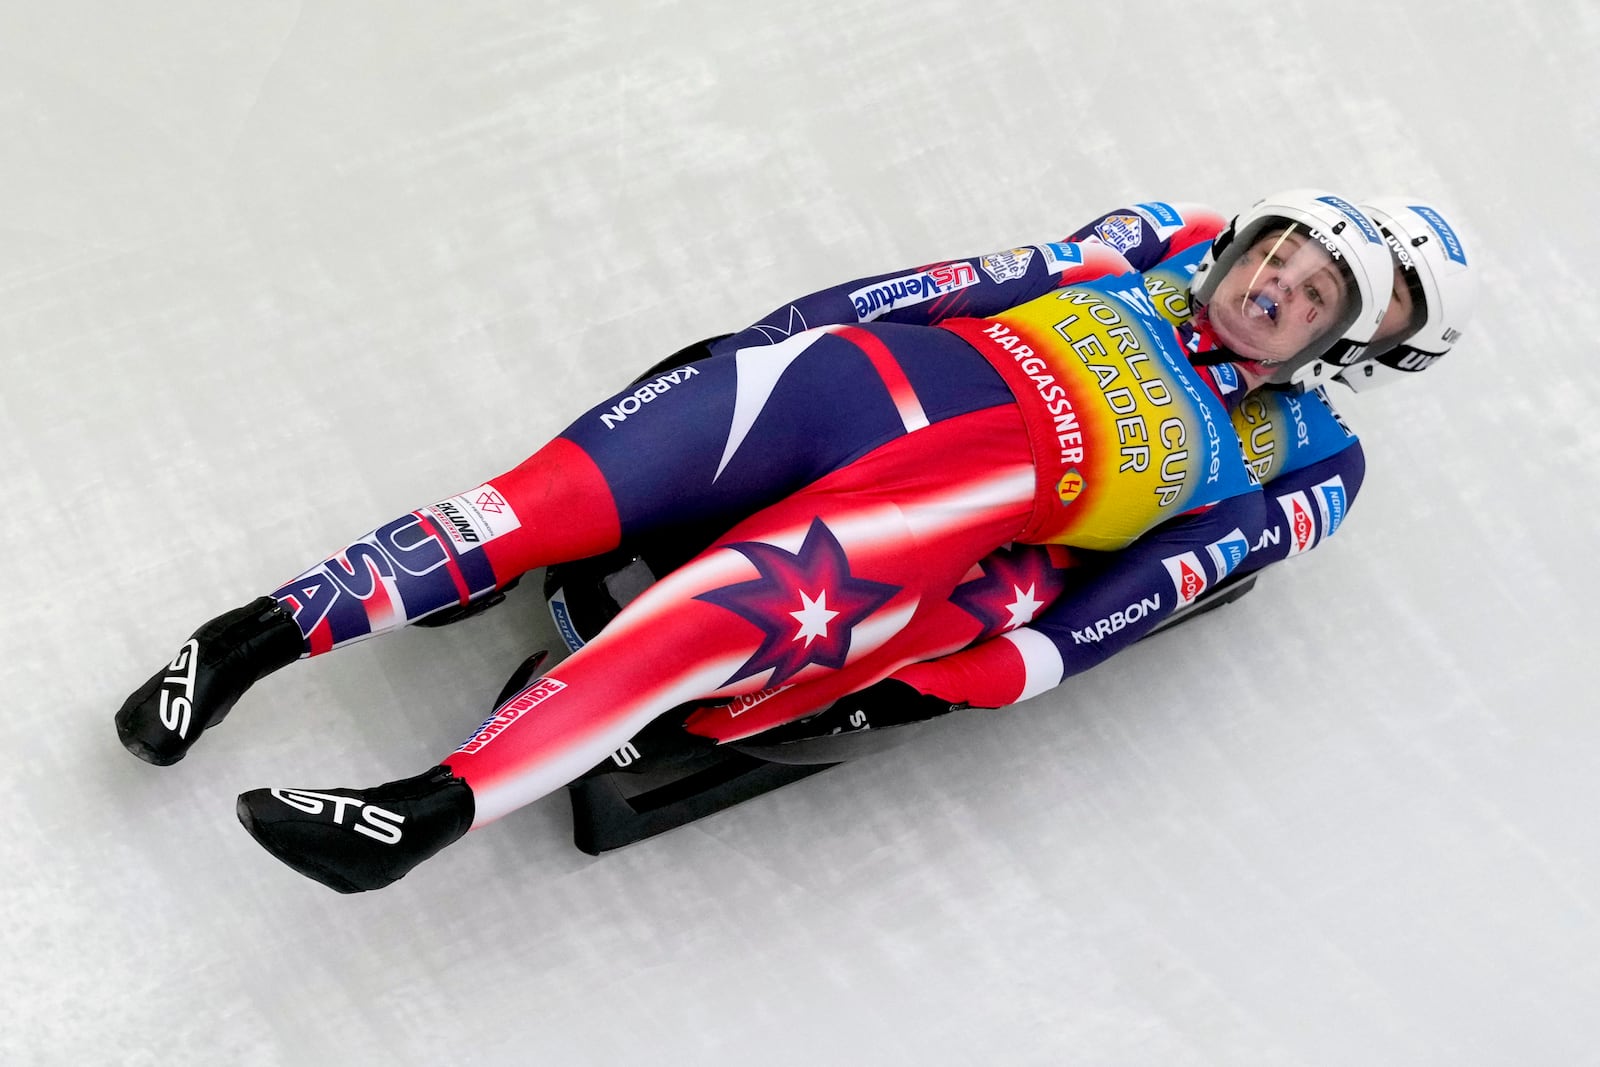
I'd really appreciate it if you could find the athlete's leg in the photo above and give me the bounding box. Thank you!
[869,491,1270,711]
[680,541,1078,741]
[118,324,1012,764]
[280,322,1013,649]
[688,491,1265,744]
[236,403,1039,891]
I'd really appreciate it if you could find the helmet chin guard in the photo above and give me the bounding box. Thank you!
[1192,189,1394,391]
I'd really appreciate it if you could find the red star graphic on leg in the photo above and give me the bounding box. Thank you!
[948,543,1074,639]
[695,518,901,687]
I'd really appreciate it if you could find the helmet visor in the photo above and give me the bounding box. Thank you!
[1203,221,1364,384]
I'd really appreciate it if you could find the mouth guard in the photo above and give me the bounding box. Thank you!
[1249,292,1279,322]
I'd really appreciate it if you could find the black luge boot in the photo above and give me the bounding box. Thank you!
[115,596,303,766]
[236,766,473,894]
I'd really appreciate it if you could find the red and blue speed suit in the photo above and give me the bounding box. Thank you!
[678,208,1366,732]
[266,202,1270,827]
[744,221,1364,726]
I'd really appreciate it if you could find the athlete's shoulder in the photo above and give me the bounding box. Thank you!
[1068,201,1226,270]
[1234,385,1360,483]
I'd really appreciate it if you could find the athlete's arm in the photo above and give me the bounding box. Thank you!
[707,239,1137,356]
[1068,201,1227,273]
[1230,440,1365,579]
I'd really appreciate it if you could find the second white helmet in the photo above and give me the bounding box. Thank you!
[1333,198,1479,392]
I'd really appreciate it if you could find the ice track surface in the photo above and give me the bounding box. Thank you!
[3,3,1598,1064]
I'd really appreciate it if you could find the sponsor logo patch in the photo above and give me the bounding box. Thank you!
[724,685,789,718]
[548,589,585,652]
[457,677,567,754]
[1093,214,1146,255]
[849,262,979,321]
[1040,241,1084,273]
[1161,551,1208,606]
[974,320,1085,469]
[1205,528,1250,581]
[1409,205,1468,265]
[1070,593,1162,644]
[598,366,700,429]
[268,788,406,844]
[1384,232,1418,273]
[1279,491,1317,556]
[1315,195,1383,245]
[1313,476,1348,539]
[424,483,522,551]
[156,639,199,739]
[1056,468,1085,505]
[1135,201,1183,229]
[980,247,1035,283]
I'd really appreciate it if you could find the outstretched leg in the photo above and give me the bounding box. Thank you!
[118,323,1014,764]
[236,403,1038,891]
[113,437,624,766]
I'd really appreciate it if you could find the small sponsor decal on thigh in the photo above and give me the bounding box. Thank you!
[423,483,522,552]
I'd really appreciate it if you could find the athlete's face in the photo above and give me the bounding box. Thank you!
[1208,228,1351,378]
[1373,265,1417,346]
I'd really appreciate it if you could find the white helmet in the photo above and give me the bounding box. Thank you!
[1333,198,1479,392]
[1192,189,1394,390]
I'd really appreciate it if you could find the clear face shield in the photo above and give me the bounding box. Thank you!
[1202,220,1365,386]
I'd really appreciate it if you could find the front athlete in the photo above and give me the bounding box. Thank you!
[115,190,1395,892]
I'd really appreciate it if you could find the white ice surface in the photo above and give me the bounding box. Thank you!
[3,3,1598,1064]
